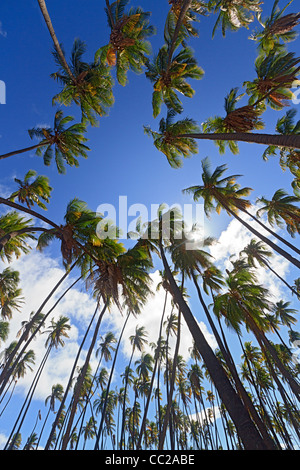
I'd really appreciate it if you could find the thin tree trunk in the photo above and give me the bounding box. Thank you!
[0,143,46,160]
[0,261,79,395]
[191,271,276,448]
[61,301,108,450]
[44,302,99,450]
[158,309,182,450]
[37,0,75,80]
[94,312,131,450]
[159,241,272,450]
[179,132,300,149]
[137,291,168,449]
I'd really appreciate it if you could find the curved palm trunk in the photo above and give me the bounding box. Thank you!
[242,208,300,257]
[61,301,108,450]
[0,143,46,160]
[37,0,75,80]
[0,262,79,395]
[94,312,131,450]
[179,132,300,149]
[224,204,300,270]
[191,271,276,448]
[159,242,271,450]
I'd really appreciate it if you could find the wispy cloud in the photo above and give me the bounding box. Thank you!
[0,21,7,38]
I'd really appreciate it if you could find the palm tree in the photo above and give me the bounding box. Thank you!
[144,109,200,168]
[4,316,71,450]
[244,51,300,110]
[213,268,300,399]
[0,110,90,173]
[120,325,148,449]
[167,0,207,39]
[256,188,300,238]
[51,38,114,127]
[208,0,262,37]
[36,383,64,449]
[183,157,300,268]
[145,43,204,117]
[8,170,52,210]
[240,238,299,295]
[202,87,265,155]
[0,268,24,321]
[250,0,300,55]
[36,198,103,268]
[95,0,155,85]
[0,212,38,262]
[140,206,273,449]
[261,109,300,195]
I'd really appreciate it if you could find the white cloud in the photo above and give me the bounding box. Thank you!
[0,22,7,38]
[209,209,291,299]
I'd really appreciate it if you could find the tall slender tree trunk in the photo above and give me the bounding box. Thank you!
[0,262,79,395]
[4,346,51,450]
[179,132,300,149]
[61,301,108,450]
[158,309,182,450]
[159,241,273,450]
[191,271,276,448]
[44,303,99,450]
[0,143,46,160]
[94,312,131,450]
[37,0,75,80]
[137,291,168,449]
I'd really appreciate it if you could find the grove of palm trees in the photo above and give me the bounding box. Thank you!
[0,0,299,453]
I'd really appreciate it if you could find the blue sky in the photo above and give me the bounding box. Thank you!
[0,0,299,449]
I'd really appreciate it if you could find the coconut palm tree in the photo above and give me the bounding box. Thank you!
[202,87,265,155]
[0,268,24,321]
[144,109,200,168]
[95,0,155,86]
[0,110,90,173]
[8,170,52,210]
[244,51,300,110]
[140,206,274,449]
[213,268,300,399]
[240,238,299,295]
[0,212,38,262]
[256,188,300,238]
[4,316,71,450]
[36,383,64,449]
[250,0,300,55]
[51,38,114,127]
[145,43,204,117]
[120,325,148,449]
[261,109,300,195]
[167,0,208,39]
[208,0,262,37]
[183,157,300,268]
